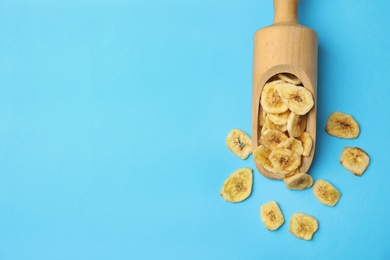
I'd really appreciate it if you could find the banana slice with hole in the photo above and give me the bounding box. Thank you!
[253,145,276,173]
[289,213,319,240]
[287,112,307,138]
[313,180,341,206]
[299,132,313,157]
[267,110,290,126]
[260,129,288,150]
[325,112,360,139]
[260,201,285,231]
[340,146,370,176]
[268,148,301,176]
[276,83,314,115]
[226,129,252,159]
[260,80,289,114]
[277,137,303,155]
[284,172,313,190]
[220,168,253,203]
[277,73,302,85]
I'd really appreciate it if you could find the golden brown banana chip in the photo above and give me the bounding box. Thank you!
[267,110,290,126]
[340,147,370,176]
[276,83,314,115]
[313,180,341,206]
[287,112,307,138]
[277,73,302,85]
[226,129,252,159]
[260,201,285,230]
[259,129,288,150]
[260,80,288,114]
[220,168,253,203]
[284,172,313,190]
[253,145,276,173]
[325,112,360,139]
[299,132,313,157]
[289,213,319,240]
[268,148,301,176]
[277,137,303,155]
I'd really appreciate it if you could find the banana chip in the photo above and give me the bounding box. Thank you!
[260,129,288,150]
[269,148,301,176]
[260,80,288,114]
[299,132,313,157]
[325,112,360,139]
[220,168,253,203]
[340,147,370,176]
[226,129,252,159]
[276,83,314,115]
[289,213,319,240]
[287,112,307,138]
[277,73,302,85]
[284,172,313,190]
[313,180,341,206]
[260,201,285,230]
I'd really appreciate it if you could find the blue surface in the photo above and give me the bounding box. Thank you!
[0,0,389,259]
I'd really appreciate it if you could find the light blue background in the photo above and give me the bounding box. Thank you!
[0,0,389,259]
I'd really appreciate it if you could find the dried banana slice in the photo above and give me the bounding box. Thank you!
[299,132,313,157]
[287,112,307,138]
[284,172,313,190]
[267,110,290,126]
[253,145,276,173]
[260,201,285,230]
[226,129,252,159]
[325,112,360,139]
[260,129,288,150]
[220,168,253,203]
[289,213,319,240]
[260,80,289,114]
[259,106,267,127]
[277,137,303,155]
[276,83,314,115]
[277,73,302,85]
[269,148,301,176]
[265,117,287,133]
[313,180,341,206]
[340,147,370,176]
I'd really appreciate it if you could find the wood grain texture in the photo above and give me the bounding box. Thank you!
[252,0,318,179]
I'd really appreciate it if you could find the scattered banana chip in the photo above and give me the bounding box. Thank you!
[226,129,252,159]
[260,201,285,230]
[289,213,319,240]
[299,132,313,157]
[260,129,288,150]
[276,83,314,115]
[260,80,288,114]
[340,146,370,176]
[313,180,341,206]
[220,168,253,203]
[325,112,360,139]
[284,172,313,190]
[269,148,301,176]
[277,73,302,85]
[287,112,307,137]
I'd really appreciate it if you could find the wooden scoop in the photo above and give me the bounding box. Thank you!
[252,0,317,179]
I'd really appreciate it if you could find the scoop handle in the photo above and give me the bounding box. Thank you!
[273,0,299,24]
